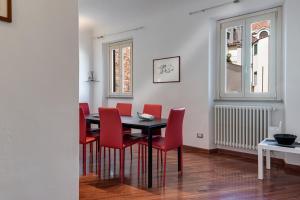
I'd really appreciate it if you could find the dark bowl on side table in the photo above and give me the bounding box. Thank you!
[274,134,297,145]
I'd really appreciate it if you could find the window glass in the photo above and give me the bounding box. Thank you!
[109,40,133,97]
[111,48,121,93]
[226,26,243,93]
[122,46,131,93]
[250,20,270,93]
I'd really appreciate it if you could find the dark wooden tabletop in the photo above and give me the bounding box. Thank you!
[85,114,167,130]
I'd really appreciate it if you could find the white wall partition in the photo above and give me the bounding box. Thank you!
[79,28,93,105]
[284,0,300,165]
[0,0,79,199]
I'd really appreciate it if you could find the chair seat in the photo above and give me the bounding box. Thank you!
[87,128,100,137]
[83,136,97,144]
[129,132,148,138]
[130,130,160,139]
[87,127,100,133]
[122,127,132,135]
[123,134,143,148]
[87,133,100,138]
[139,136,166,150]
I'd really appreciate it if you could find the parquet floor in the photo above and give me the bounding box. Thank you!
[80,145,300,200]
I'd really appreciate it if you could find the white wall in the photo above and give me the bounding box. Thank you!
[284,0,300,165]
[92,38,105,112]
[0,1,79,199]
[79,28,93,105]
[94,14,212,149]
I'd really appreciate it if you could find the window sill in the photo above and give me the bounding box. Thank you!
[107,95,134,99]
[214,98,283,103]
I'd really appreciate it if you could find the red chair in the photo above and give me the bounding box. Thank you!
[79,108,98,176]
[79,102,100,132]
[79,103,99,156]
[143,104,162,120]
[116,103,132,116]
[140,104,162,171]
[143,104,162,136]
[79,102,90,116]
[138,108,185,185]
[79,103,91,132]
[98,108,140,183]
[116,103,133,159]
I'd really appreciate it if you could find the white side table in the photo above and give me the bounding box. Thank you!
[258,138,300,179]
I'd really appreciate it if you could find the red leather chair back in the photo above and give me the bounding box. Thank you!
[80,103,90,116]
[116,103,132,116]
[79,108,87,144]
[165,108,185,150]
[80,103,91,129]
[143,104,162,119]
[99,107,123,148]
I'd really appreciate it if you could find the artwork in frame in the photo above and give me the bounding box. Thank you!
[153,56,180,83]
[0,0,12,23]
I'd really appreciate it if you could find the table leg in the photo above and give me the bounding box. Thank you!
[178,146,182,172]
[258,146,264,180]
[266,150,271,170]
[147,128,153,188]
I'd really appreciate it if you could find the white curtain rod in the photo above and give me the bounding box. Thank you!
[96,26,144,39]
[189,0,240,15]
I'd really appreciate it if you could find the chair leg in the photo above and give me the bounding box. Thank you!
[119,149,121,173]
[120,149,124,183]
[161,150,163,166]
[96,140,98,169]
[90,143,94,164]
[90,143,93,166]
[90,142,93,153]
[104,147,106,166]
[130,146,133,161]
[163,151,167,186]
[124,148,126,163]
[141,145,144,173]
[157,149,159,170]
[144,146,147,172]
[98,146,102,179]
[180,145,183,175]
[138,144,140,177]
[114,149,116,172]
[83,144,86,176]
[108,148,111,176]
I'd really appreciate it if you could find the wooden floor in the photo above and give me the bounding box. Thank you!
[80,145,300,200]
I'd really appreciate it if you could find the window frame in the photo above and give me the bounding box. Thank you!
[216,7,282,101]
[108,39,133,98]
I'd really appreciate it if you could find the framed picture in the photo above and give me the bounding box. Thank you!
[153,56,180,83]
[0,0,12,23]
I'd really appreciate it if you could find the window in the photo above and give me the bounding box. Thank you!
[217,8,281,100]
[109,40,133,97]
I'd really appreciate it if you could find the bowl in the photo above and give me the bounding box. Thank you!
[274,134,297,145]
[137,112,155,121]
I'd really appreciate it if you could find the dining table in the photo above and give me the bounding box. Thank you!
[85,114,181,188]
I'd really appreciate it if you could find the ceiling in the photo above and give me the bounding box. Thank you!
[79,0,211,33]
[79,0,284,34]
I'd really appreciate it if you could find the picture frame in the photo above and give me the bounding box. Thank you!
[0,0,12,23]
[153,56,180,83]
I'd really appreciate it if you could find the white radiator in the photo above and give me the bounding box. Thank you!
[214,105,272,150]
